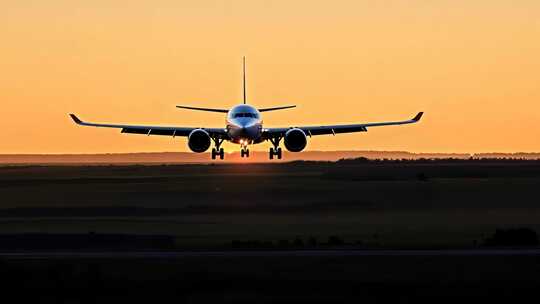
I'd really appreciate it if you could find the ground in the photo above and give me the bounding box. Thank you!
[0,160,539,248]
[1,159,540,302]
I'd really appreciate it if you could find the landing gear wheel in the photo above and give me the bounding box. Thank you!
[269,147,282,160]
[211,147,224,160]
[210,137,225,160]
[219,148,225,160]
[241,148,250,158]
[268,136,283,160]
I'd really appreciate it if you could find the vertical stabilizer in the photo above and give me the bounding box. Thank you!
[243,56,246,104]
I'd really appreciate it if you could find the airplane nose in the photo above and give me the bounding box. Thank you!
[241,125,253,135]
[241,121,257,129]
[231,118,257,136]
[238,123,248,130]
[239,122,256,136]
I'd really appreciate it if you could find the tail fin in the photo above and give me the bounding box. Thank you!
[243,56,247,104]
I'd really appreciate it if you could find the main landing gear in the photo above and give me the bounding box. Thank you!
[268,137,282,160]
[211,138,225,160]
[211,148,224,160]
[269,147,282,160]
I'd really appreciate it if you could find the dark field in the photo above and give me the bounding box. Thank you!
[3,253,540,303]
[1,159,540,302]
[1,160,540,248]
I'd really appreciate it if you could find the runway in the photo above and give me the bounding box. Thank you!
[2,248,540,259]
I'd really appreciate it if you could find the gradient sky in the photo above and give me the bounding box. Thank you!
[2,1,539,153]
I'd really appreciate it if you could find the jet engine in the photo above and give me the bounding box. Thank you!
[188,129,211,153]
[284,128,307,152]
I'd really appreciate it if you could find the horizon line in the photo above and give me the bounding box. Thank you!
[2,150,540,156]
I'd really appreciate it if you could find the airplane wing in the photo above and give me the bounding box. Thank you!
[263,112,423,137]
[69,114,229,138]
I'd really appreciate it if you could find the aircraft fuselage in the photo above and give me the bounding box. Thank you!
[226,104,264,145]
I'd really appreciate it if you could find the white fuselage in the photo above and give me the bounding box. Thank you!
[226,104,263,145]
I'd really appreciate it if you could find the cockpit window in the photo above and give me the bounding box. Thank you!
[233,112,258,118]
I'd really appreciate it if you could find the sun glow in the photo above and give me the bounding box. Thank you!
[1,1,540,154]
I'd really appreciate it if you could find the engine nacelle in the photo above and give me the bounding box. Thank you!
[188,129,211,153]
[284,128,307,152]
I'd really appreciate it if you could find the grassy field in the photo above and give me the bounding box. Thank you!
[1,160,540,302]
[3,254,539,303]
[1,160,539,248]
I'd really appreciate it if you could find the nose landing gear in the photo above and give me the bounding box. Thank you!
[241,148,250,158]
[240,140,250,158]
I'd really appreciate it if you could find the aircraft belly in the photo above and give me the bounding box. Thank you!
[227,124,262,144]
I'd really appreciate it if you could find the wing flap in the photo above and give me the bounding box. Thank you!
[121,128,150,135]
[308,125,367,136]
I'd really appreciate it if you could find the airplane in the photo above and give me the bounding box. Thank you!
[70,58,423,160]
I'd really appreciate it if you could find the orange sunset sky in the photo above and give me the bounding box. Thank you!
[1,1,539,154]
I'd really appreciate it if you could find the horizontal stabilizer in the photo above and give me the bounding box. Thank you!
[176,105,229,113]
[258,105,296,112]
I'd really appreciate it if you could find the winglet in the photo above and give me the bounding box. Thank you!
[69,114,82,124]
[412,112,424,122]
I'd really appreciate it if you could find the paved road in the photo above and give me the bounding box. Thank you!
[2,249,540,259]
